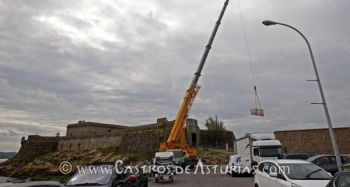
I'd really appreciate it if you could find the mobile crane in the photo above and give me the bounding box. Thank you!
[159,0,230,166]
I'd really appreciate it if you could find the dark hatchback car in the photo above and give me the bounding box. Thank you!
[64,165,147,187]
[307,155,350,175]
[281,153,313,160]
[326,172,350,187]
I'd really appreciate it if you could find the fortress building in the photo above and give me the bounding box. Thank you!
[17,118,235,160]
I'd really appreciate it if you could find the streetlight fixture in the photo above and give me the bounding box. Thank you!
[262,20,343,172]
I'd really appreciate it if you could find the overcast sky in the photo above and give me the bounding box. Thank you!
[0,0,349,152]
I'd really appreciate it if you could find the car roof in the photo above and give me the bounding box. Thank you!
[307,154,330,160]
[335,172,350,176]
[276,159,310,164]
[307,154,350,161]
[15,181,63,187]
[261,159,310,164]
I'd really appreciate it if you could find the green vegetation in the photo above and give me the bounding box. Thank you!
[197,147,233,165]
[197,147,233,157]
[204,115,226,146]
[204,115,225,131]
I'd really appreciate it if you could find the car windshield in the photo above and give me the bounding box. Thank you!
[156,156,173,161]
[280,163,331,180]
[173,151,183,158]
[259,147,282,157]
[65,165,113,186]
[337,174,350,187]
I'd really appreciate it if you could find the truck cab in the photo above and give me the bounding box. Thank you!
[229,133,283,175]
[154,151,174,166]
[251,139,283,163]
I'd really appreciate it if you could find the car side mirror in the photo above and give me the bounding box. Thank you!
[269,172,278,178]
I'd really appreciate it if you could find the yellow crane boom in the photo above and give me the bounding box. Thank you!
[159,0,230,159]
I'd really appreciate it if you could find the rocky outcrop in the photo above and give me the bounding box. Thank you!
[0,149,146,180]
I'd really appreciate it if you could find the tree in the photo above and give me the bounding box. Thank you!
[205,115,225,131]
[204,115,225,147]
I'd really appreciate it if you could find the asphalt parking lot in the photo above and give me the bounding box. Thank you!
[149,172,254,187]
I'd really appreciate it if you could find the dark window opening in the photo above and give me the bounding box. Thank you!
[191,133,197,146]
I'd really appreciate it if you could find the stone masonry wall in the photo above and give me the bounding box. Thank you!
[58,118,176,153]
[119,119,173,158]
[14,117,234,160]
[66,121,127,137]
[58,134,124,151]
[185,118,201,146]
[14,135,61,161]
[275,127,350,154]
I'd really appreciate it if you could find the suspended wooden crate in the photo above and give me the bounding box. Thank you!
[250,108,264,116]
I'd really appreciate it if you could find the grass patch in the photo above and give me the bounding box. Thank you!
[197,147,233,157]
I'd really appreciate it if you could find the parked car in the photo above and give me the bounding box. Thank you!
[326,172,350,187]
[153,158,175,183]
[125,173,148,187]
[154,172,174,183]
[0,181,63,187]
[254,159,332,187]
[64,164,148,187]
[282,153,313,160]
[344,163,350,172]
[307,155,350,175]
[153,152,175,183]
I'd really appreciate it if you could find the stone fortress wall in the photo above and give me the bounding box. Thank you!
[275,127,350,154]
[65,121,128,137]
[57,118,176,155]
[15,135,62,161]
[14,117,236,159]
[57,117,234,157]
[118,118,174,157]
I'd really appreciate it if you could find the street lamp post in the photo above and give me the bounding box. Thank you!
[262,20,343,172]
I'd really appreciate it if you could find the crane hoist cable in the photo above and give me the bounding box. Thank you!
[237,0,264,116]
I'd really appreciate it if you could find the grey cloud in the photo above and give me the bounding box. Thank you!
[0,0,349,151]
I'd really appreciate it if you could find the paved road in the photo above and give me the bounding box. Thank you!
[149,172,254,187]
